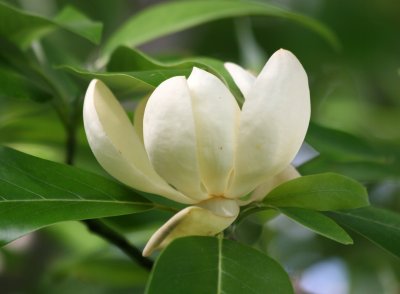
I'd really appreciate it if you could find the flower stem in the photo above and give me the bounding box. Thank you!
[83,219,154,271]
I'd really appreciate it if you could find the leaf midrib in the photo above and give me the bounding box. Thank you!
[334,211,400,231]
[0,198,151,205]
[268,188,359,199]
[0,155,139,203]
[217,236,223,294]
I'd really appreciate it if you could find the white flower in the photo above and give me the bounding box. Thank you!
[83,49,310,256]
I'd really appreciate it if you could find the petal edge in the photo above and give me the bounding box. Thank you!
[143,198,239,256]
[83,79,193,204]
[227,49,310,198]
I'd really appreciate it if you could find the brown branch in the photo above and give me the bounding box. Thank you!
[83,219,154,271]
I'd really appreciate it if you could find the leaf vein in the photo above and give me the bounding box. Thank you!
[50,168,120,201]
[0,176,45,200]
[338,213,400,231]
[0,159,83,200]
[217,236,223,294]
[0,198,150,205]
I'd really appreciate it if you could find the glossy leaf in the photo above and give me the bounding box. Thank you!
[328,207,400,258]
[0,146,152,246]
[108,46,243,100]
[103,0,339,58]
[299,157,400,182]
[146,236,293,294]
[61,65,191,97]
[62,47,243,100]
[279,207,353,244]
[264,173,369,210]
[0,2,102,48]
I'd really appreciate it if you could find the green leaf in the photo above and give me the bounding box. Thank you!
[302,123,400,181]
[62,46,243,101]
[112,46,243,99]
[264,173,369,210]
[0,38,58,99]
[299,157,400,182]
[52,6,103,44]
[103,0,339,58]
[0,66,51,101]
[0,2,102,47]
[0,146,152,247]
[279,207,353,244]
[146,236,293,294]
[61,65,191,97]
[306,122,382,162]
[328,207,400,258]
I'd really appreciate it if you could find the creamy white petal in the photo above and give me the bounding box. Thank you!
[224,62,256,98]
[187,67,240,196]
[239,165,300,205]
[142,198,239,256]
[133,96,149,143]
[227,49,310,198]
[143,76,208,202]
[83,79,193,204]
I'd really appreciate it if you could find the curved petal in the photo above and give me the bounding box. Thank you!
[83,79,193,204]
[143,76,208,202]
[224,62,256,98]
[239,165,300,205]
[133,95,149,144]
[142,198,239,256]
[187,67,240,196]
[227,49,310,198]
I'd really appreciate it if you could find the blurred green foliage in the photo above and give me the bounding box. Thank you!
[0,0,399,293]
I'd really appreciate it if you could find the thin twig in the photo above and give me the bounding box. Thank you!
[83,219,154,271]
[65,123,77,165]
[63,95,81,165]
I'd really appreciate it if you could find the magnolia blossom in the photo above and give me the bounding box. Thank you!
[83,49,310,256]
